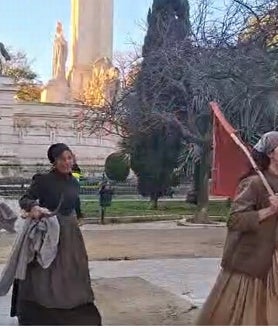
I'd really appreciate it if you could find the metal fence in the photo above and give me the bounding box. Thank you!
[0,181,192,199]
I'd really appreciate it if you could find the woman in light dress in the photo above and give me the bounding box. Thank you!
[197,131,278,325]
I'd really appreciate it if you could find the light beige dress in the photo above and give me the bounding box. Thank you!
[196,250,278,325]
[196,175,278,325]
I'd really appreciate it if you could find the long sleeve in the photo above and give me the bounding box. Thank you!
[19,175,40,212]
[227,177,260,232]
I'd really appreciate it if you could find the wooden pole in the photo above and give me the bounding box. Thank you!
[230,133,274,196]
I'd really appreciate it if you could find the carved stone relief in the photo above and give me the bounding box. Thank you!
[13,117,31,142]
[45,121,59,143]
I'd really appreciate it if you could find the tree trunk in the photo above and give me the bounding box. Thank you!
[188,143,211,223]
[150,195,158,210]
[193,160,200,204]
[185,160,200,205]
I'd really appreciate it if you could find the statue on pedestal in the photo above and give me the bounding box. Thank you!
[0,42,11,75]
[52,22,68,80]
[41,22,70,104]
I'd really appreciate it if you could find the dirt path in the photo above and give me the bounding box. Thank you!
[0,223,226,263]
[83,225,226,261]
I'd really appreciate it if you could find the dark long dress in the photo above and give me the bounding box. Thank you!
[12,170,101,326]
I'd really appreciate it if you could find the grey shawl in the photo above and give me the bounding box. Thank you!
[0,216,60,296]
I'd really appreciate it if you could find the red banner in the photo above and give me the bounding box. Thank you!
[210,102,250,198]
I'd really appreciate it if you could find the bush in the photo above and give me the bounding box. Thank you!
[105,153,130,182]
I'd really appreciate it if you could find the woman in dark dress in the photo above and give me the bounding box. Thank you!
[13,143,101,326]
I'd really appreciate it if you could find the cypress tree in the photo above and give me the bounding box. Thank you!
[142,0,191,56]
[126,0,191,207]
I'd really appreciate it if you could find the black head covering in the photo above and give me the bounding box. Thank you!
[47,143,72,164]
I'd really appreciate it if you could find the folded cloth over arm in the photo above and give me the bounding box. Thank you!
[0,216,60,296]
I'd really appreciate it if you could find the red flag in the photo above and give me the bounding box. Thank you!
[210,102,250,198]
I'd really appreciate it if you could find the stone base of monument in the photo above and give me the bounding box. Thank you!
[0,75,17,105]
[0,75,118,180]
[41,78,71,104]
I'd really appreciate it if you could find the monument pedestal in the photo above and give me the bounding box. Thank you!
[41,78,70,104]
[0,76,17,105]
[67,65,91,101]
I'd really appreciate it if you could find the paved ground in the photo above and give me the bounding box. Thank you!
[0,221,224,325]
[0,258,220,325]
[94,277,198,326]
[91,258,220,306]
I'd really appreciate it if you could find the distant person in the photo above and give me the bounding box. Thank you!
[99,181,114,203]
[99,181,113,194]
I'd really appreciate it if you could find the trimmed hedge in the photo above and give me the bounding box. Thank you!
[105,153,130,182]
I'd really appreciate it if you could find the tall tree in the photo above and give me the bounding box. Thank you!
[123,0,191,207]
[143,0,191,57]
[122,114,183,209]
[138,0,191,111]
[84,0,278,221]
[136,1,278,221]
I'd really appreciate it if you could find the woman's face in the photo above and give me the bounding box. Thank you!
[55,150,74,174]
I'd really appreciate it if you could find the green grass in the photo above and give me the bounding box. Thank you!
[81,200,230,219]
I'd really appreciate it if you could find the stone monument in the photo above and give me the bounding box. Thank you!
[41,22,70,104]
[83,57,120,107]
[0,0,118,180]
[67,0,114,100]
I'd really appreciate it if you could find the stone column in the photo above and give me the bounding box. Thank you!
[67,0,114,100]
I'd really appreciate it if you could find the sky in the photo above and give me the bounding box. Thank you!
[0,0,153,82]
